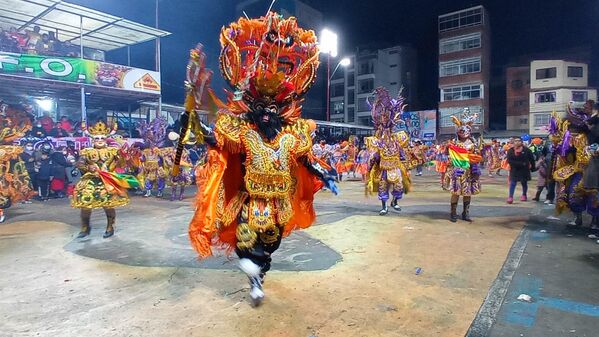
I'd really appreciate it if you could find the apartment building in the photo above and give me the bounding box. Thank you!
[438,6,490,136]
[329,45,417,126]
[529,60,597,135]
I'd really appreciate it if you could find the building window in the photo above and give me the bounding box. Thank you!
[358,97,370,112]
[358,117,371,126]
[333,101,344,115]
[535,67,557,79]
[535,92,556,103]
[439,7,483,32]
[568,66,584,78]
[439,106,483,127]
[513,99,527,107]
[519,118,528,125]
[347,107,355,123]
[331,83,344,97]
[440,33,481,54]
[358,60,374,75]
[358,78,374,94]
[534,113,551,127]
[347,89,355,104]
[511,80,523,89]
[390,82,398,85]
[347,72,355,86]
[442,84,481,101]
[440,58,481,77]
[572,91,588,102]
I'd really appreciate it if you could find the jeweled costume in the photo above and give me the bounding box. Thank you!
[72,121,139,238]
[180,13,337,306]
[0,105,35,223]
[138,118,168,198]
[161,133,192,201]
[549,102,599,227]
[366,87,411,215]
[443,112,482,222]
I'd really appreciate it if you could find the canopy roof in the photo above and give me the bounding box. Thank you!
[0,0,170,51]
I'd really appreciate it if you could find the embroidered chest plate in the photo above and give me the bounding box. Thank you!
[242,129,297,198]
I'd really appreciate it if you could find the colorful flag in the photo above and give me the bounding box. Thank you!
[448,145,470,169]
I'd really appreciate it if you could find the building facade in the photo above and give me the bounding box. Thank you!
[329,45,417,126]
[529,60,597,135]
[505,66,531,132]
[437,6,491,137]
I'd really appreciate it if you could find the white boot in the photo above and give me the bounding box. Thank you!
[239,258,264,307]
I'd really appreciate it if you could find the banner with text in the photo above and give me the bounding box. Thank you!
[403,110,437,141]
[0,52,161,94]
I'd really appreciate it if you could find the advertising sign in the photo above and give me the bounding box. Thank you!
[0,52,161,94]
[404,110,437,141]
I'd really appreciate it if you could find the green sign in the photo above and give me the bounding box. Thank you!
[0,52,161,93]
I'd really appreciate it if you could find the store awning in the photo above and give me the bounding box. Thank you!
[0,0,170,51]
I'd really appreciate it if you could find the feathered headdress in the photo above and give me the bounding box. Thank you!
[137,117,167,148]
[451,108,479,134]
[369,86,408,132]
[218,11,320,123]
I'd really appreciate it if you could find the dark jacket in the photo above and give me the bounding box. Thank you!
[507,146,536,182]
[20,151,37,172]
[29,126,46,138]
[583,116,599,189]
[36,157,53,180]
[50,152,69,180]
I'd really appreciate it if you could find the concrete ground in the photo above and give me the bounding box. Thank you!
[1,171,531,337]
[470,204,599,337]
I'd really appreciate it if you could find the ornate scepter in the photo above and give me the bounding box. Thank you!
[172,44,213,176]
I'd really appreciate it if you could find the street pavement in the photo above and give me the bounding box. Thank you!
[1,170,587,337]
[467,202,599,337]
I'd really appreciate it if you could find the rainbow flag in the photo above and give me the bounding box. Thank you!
[448,145,470,169]
[99,171,140,196]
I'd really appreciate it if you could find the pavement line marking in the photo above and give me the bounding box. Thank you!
[465,227,531,337]
[502,275,599,328]
[540,297,599,317]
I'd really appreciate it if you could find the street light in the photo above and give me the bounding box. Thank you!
[325,57,351,122]
[330,57,351,80]
[320,28,341,121]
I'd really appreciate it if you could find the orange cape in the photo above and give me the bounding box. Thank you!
[189,147,323,258]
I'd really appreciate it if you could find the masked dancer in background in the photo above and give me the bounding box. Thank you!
[365,87,411,215]
[177,13,338,306]
[443,110,483,222]
[162,132,193,201]
[138,117,168,198]
[72,121,139,238]
[0,104,35,222]
[549,101,599,229]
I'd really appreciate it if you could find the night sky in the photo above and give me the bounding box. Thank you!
[68,0,598,126]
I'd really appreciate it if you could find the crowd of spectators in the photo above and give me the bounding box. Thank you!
[0,25,81,57]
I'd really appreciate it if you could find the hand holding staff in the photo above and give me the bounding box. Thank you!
[173,44,213,176]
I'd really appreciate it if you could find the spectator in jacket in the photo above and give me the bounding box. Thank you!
[49,122,69,137]
[49,147,70,198]
[19,141,37,203]
[35,150,53,201]
[29,122,46,138]
[506,136,536,204]
[532,154,547,202]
